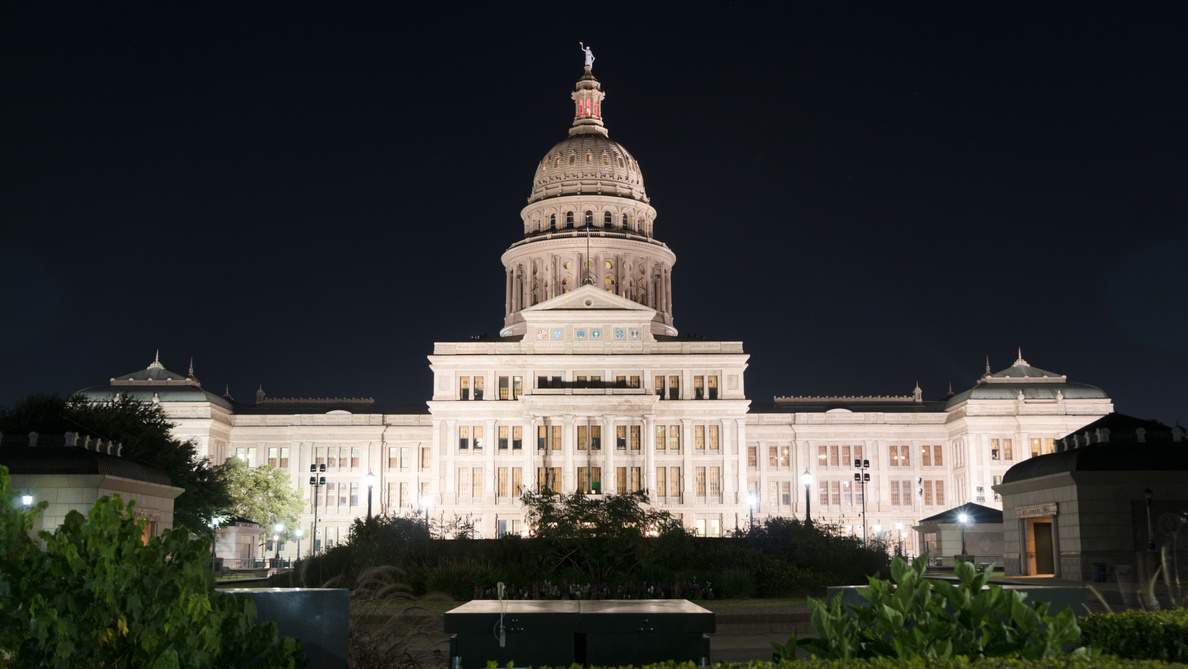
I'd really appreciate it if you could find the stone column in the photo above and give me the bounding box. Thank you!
[682,419,694,501]
[505,267,513,317]
[643,415,655,494]
[444,420,456,505]
[562,415,575,493]
[603,414,616,493]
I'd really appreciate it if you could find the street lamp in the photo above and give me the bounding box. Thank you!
[309,463,326,556]
[363,471,377,519]
[895,522,904,556]
[747,494,756,530]
[957,511,971,558]
[420,495,433,531]
[20,493,33,507]
[273,523,283,562]
[801,470,814,525]
[854,458,871,545]
[1145,488,1155,551]
[295,528,304,560]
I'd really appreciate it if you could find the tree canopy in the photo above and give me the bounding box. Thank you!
[219,456,305,534]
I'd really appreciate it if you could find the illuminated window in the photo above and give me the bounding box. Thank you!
[618,157,625,167]
[498,426,509,450]
[474,377,483,400]
[577,425,588,451]
[921,445,931,467]
[617,425,627,450]
[709,467,720,496]
[603,154,609,165]
[569,155,575,165]
[421,447,431,470]
[670,467,681,498]
[933,445,943,466]
[512,426,522,450]
[695,425,705,450]
[267,447,278,467]
[388,447,399,468]
[586,153,592,164]
[1003,439,1013,460]
[280,447,289,468]
[708,375,718,399]
[748,446,757,469]
[669,425,681,451]
[630,425,640,450]
[551,426,561,451]
[655,375,665,397]
[512,468,522,496]
[668,375,679,400]
[537,425,547,450]
[555,157,560,167]
[351,447,360,468]
[709,425,719,450]
[460,376,469,400]
[694,376,704,399]
[656,467,667,496]
[695,467,706,496]
[473,467,483,497]
[459,426,469,450]
[473,426,483,450]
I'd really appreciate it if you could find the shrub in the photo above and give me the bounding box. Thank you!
[0,466,303,668]
[773,554,1083,661]
[1081,608,1188,661]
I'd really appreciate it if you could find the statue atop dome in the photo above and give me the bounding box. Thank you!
[580,42,594,67]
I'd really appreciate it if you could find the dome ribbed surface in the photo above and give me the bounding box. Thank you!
[528,133,647,204]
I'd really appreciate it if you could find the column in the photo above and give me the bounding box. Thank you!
[443,420,457,505]
[485,419,497,505]
[664,267,673,318]
[505,267,513,317]
[562,415,575,493]
[603,414,616,493]
[682,419,693,501]
[643,415,655,494]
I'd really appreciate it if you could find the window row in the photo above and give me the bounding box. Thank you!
[457,423,719,453]
[888,444,944,468]
[538,210,646,233]
[386,446,432,470]
[309,481,360,510]
[385,481,431,512]
[817,444,866,469]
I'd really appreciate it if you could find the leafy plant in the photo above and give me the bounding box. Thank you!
[773,553,1084,661]
[0,466,304,668]
[1080,608,1188,661]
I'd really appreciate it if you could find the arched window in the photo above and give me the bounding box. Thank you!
[569,155,576,165]
[549,214,556,230]
[565,211,574,226]
[584,210,593,225]
[621,213,628,228]
[604,211,612,225]
[618,157,624,168]
[603,154,609,165]
[555,157,560,167]
[586,153,592,164]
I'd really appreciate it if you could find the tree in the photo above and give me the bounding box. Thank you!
[219,455,305,535]
[0,466,305,668]
[0,393,231,537]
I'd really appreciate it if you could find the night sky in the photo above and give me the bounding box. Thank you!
[3,5,1186,425]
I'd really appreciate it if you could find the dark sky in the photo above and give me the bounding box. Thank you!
[2,4,1186,425]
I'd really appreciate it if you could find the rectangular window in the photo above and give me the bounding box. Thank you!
[387,482,399,509]
[513,376,522,399]
[818,444,827,466]
[854,444,863,463]
[630,376,640,388]
[460,376,470,400]
[421,447,431,470]
[617,425,627,450]
[770,481,780,506]
[748,446,757,469]
[889,445,898,467]
[537,425,547,450]
[781,481,791,506]
[769,446,778,468]
[842,445,851,469]
[903,480,913,508]
[388,447,399,468]
[992,475,1002,501]
[551,426,561,451]
[577,467,588,492]
[400,481,408,510]
[459,426,469,450]
[617,466,627,492]
[591,466,601,493]
[695,467,706,496]
[923,480,933,505]
[591,425,601,450]
[499,376,509,400]
[709,425,719,450]
[351,447,360,468]
[855,482,864,508]
[890,481,900,505]
[631,467,641,493]
[279,447,289,468]
[831,480,841,506]
[512,426,522,450]
[709,467,720,496]
[844,484,852,506]
[473,377,484,400]
[696,519,706,537]
[670,467,682,498]
[472,467,483,498]
[694,376,705,399]
[668,375,680,400]
[933,445,943,467]
[616,375,626,387]
[695,425,705,450]
[1044,438,1054,455]
[708,375,718,399]
[472,427,483,450]
[498,426,509,450]
[655,375,665,397]
[669,425,681,451]
[656,425,666,451]
[400,446,409,468]
[1031,438,1040,457]
[656,467,666,497]
[991,439,1000,461]
[268,447,278,467]
[350,482,359,507]
[458,468,471,497]
[578,425,588,451]
[819,481,829,506]
[1004,438,1013,460]
[316,446,326,467]
[829,446,839,467]
[935,480,945,506]
[512,468,522,496]
[339,483,348,506]
[921,445,931,467]
[537,467,549,492]
[630,425,641,451]
[327,448,337,468]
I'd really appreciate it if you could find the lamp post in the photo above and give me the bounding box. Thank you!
[1145,488,1155,551]
[421,495,433,532]
[364,471,377,519]
[801,470,814,525]
[295,528,303,560]
[309,463,326,556]
[20,493,33,507]
[747,494,756,530]
[895,522,904,557]
[854,458,870,545]
[958,511,971,558]
[273,523,283,562]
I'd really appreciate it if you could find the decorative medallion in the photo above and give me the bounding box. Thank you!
[551,329,563,340]
[591,329,602,339]
[576,329,587,339]
[630,328,640,339]
[614,328,625,339]
[535,329,548,340]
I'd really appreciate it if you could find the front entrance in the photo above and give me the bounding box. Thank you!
[1026,517,1056,575]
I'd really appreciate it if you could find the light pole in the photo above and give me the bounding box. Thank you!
[854,458,870,545]
[958,511,971,558]
[801,470,814,525]
[309,463,326,556]
[364,471,377,519]
[895,522,904,557]
[1145,488,1156,551]
[295,528,304,560]
[747,494,756,530]
[420,495,432,532]
[273,523,283,562]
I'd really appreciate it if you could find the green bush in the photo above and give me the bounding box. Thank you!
[1081,608,1188,661]
[773,554,1083,661]
[425,562,506,600]
[527,659,1188,669]
[0,466,304,668]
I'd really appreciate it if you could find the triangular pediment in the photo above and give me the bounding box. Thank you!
[521,284,656,316]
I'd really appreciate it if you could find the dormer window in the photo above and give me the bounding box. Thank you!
[569,155,576,165]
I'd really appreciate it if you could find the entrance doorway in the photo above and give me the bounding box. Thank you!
[1026,517,1055,575]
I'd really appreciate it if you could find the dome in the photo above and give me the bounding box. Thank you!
[528,133,648,204]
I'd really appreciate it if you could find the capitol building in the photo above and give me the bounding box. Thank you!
[80,61,1114,557]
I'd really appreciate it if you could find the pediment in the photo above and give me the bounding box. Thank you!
[521,284,656,316]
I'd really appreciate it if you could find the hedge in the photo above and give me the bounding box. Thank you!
[518,658,1187,669]
[1081,608,1188,662]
